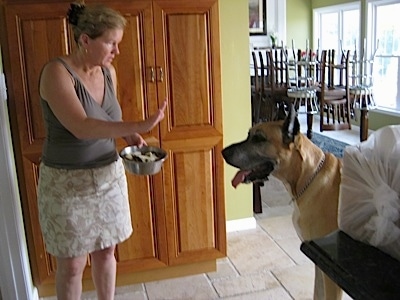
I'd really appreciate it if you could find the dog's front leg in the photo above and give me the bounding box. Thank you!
[314,266,342,300]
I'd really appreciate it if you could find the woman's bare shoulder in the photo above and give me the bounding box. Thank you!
[107,64,117,77]
[40,57,74,99]
[106,64,118,90]
[41,58,68,75]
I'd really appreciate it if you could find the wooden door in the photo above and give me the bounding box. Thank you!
[153,0,226,265]
[3,2,74,290]
[109,0,169,275]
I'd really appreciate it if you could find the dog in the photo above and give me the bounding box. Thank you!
[222,107,343,300]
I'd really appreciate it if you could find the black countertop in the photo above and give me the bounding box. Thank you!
[301,230,400,300]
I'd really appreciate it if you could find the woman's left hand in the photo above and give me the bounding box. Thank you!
[125,132,147,147]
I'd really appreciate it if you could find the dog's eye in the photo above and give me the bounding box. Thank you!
[251,133,267,143]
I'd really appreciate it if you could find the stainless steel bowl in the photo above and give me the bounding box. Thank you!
[119,145,167,175]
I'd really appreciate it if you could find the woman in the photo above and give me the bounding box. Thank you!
[37,2,166,299]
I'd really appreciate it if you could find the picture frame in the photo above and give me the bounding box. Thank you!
[249,0,266,35]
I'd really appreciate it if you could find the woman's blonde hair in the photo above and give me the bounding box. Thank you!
[67,1,126,43]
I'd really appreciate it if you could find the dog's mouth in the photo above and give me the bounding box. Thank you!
[231,161,275,188]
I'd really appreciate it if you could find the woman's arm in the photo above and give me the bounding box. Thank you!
[39,60,166,140]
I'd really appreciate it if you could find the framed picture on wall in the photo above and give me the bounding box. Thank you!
[249,0,266,35]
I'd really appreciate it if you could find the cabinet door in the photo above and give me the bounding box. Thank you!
[153,0,226,265]
[3,2,75,290]
[108,0,169,274]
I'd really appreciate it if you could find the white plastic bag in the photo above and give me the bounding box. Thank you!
[338,125,400,261]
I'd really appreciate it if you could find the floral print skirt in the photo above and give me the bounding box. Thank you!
[37,159,133,258]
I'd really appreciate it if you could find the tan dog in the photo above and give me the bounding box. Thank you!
[222,108,343,300]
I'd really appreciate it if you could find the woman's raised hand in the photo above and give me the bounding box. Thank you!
[124,99,167,145]
[146,99,167,130]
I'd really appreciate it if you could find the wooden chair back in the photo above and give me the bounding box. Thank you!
[318,49,352,131]
[251,51,262,124]
[265,48,290,90]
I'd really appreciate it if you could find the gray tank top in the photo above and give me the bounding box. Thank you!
[40,58,122,169]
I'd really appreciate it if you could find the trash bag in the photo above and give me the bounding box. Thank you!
[338,125,400,261]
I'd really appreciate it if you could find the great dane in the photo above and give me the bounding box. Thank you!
[222,107,342,300]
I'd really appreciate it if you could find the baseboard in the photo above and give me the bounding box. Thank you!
[32,288,39,300]
[226,217,257,232]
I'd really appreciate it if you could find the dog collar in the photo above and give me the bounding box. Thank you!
[293,154,326,200]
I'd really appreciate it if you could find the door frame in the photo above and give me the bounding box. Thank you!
[0,73,38,300]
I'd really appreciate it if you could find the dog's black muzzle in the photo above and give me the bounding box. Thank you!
[222,142,276,184]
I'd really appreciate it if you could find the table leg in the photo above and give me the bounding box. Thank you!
[253,182,262,214]
[360,109,369,142]
[306,113,313,139]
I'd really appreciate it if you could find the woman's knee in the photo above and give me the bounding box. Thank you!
[56,255,87,277]
[90,246,116,264]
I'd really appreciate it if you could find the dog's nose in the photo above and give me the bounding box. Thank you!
[221,146,242,169]
[221,147,231,161]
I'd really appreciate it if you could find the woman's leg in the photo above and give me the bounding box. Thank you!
[90,246,117,300]
[56,255,88,300]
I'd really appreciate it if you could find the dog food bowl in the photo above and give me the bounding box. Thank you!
[119,145,167,175]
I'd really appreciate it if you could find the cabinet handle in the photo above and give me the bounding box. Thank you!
[158,67,164,82]
[150,67,155,82]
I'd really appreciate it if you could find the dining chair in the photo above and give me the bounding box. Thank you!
[251,51,262,124]
[287,48,319,138]
[251,47,290,214]
[263,47,293,119]
[349,42,378,141]
[318,49,352,132]
[250,50,268,214]
[252,47,290,122]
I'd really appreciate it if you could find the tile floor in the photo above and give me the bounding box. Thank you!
[41,114,363,300]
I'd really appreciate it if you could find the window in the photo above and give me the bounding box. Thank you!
[314,0,400,113]
[313,3,360,57]
[369,0,400,111]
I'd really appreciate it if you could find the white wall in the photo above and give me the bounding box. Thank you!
[249,0,286,49]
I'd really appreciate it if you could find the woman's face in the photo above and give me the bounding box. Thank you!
[86,28,124,67]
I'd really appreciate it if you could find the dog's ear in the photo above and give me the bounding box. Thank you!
[282,104,300,144]
[275,102,287,121]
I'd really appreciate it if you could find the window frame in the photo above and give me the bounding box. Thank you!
[367,0,400,114]
[313,2,361,54]
[313,0,400,115]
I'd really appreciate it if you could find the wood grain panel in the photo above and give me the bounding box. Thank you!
[166,14,210,128]
[174,149,215,251]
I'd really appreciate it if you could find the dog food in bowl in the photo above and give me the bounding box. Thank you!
[120,146,167,175]
[123,151,160,163]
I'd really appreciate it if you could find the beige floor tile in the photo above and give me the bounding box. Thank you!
[114,283,147,300]
[80,289,97,300]
[207,258,239,280]
[144,274,218,300]
[115,291,148,300]
[227,227,295,275]
[212,271,280,298]
[254,204,294,220]
[257,214,299,241]
[273,263,315,300]
[275,236,313,265]
[261,176,291,207]
[221,287,292,300]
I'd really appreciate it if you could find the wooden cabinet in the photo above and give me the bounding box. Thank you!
[0,0,225,296]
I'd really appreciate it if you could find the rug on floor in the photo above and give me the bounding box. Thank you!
[310,132,349,158]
